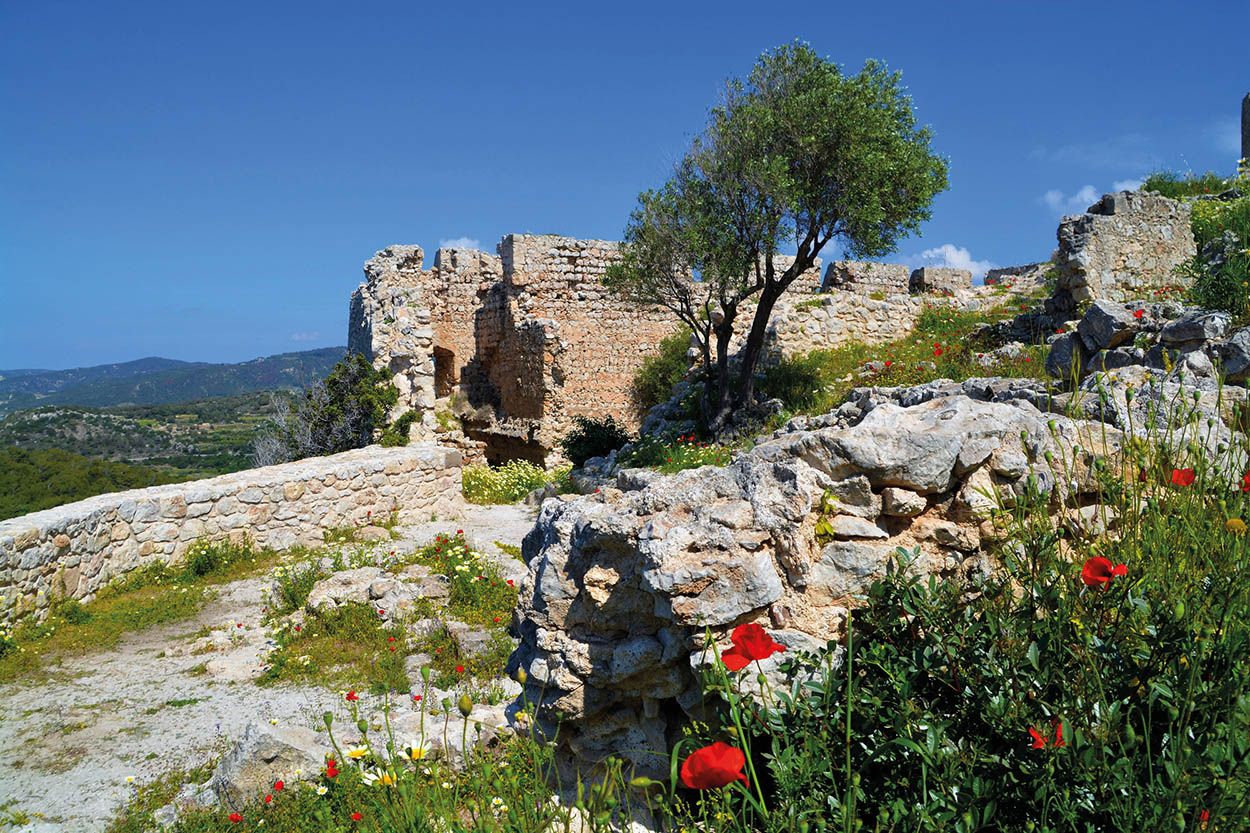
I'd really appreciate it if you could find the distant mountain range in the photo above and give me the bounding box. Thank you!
[0,347,345,415]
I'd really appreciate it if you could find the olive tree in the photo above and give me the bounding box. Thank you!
[604,42,949,435]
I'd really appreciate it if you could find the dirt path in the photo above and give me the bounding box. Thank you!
[0,503,538,833]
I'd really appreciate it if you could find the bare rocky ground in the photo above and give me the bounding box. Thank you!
[0,503,537,833]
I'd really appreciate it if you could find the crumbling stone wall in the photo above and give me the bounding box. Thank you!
[352,242,1012,464]
[0,444,463,624]
[910,266,972,294]
[1051,190,1195,312]
[823,261,910,295]
[351,235,678,465]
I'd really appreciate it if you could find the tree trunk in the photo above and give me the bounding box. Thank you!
[731,281,785,414]
[705,306,738,435]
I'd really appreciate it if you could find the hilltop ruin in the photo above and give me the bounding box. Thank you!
[348,192,1195,466]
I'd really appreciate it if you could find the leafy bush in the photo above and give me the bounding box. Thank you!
[380,409,419,447]
[632,328,693,413]
[270,559,325,614]
[1186,186,1250,317]
[559,414,633,467]
[253,353,403,465]
[461,460,569,504]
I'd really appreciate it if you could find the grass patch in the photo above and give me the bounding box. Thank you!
[258,602,412,694]
[757,300,1049,420]
[493,542,522,560]
[259,534,519,693]
[1142,168,1238,199]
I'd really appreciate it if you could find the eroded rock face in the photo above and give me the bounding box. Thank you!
[509,395,1120,778]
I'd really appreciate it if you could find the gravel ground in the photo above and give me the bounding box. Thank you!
[0,503,539,832]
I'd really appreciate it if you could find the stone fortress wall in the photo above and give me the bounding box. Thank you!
[351,191,1198,468]
[350,235,1000,465]
[0,445,462,623]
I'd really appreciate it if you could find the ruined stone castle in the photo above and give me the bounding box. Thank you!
[348,191,1197,466]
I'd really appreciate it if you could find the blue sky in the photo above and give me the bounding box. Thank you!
[1,0,1244,370]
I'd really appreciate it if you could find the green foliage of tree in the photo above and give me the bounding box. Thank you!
[605,42,949,436]
[0,447,183,521]
[631,327,694,413]
[254,354,409,465]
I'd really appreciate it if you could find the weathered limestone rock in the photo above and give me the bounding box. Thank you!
[1077,299,1139,352]
[511,394,1122,780]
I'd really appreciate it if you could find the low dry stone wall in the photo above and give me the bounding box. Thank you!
[0,445,463,623]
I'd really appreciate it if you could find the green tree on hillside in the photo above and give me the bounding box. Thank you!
[253,354,410,465]
[605,42,949,435]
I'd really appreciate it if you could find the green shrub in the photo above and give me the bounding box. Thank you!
[380,409,419,447]
[632,328,693,413]
[1141,169,1236,199]
[559,414,633,467]
[461,460,569,504]
[270,559,325,614]
[253,353,403,465]
[1186,188,1250,317]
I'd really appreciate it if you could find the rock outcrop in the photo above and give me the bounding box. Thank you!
[509,393,1122,778]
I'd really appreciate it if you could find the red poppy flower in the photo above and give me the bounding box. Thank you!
[274,779,284,791]
[326,765,339,778]
[493,617,501,623]
[884,360,892,367]
[680,742,749,789]
[1133,309,1144,319]
[377,609,385,616]
[412,694,422,702]
[506,579,515,586]
[352,811,363,821]
[455,665,466,674]
[264,794,273,803]
[1081,556,1127,588]
[1242,472,1250,492]
[934,348,943,357]
[345,690,359,701]
[294,625,301,632]
[229,813,244,823]
[1028,719,1066,748]
[387,636,395,642]
[1170,468,1195,486]
[720,623,787,671]
[1200,810,1210,823]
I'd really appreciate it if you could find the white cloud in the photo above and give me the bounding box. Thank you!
[1042,185,1100,215]
[1112,178,1144,192]
[290,331,321,342]
[438,237,482,251]
[901,244,996,282]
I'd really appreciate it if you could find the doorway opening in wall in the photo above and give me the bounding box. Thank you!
[433,347,456,398]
